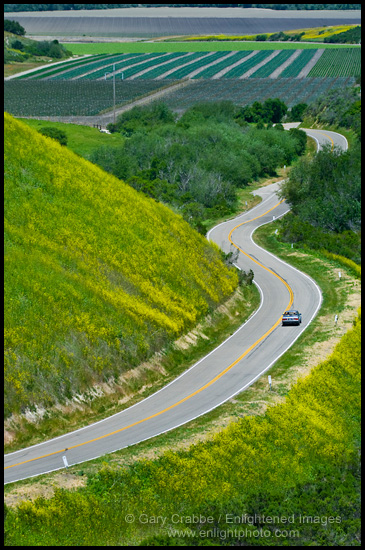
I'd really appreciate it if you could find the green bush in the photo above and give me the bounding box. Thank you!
[39,126,68,146]
[4,18,25,36]
[11,39,24,51]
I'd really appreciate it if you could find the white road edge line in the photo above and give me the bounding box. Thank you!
[4,128,331,481]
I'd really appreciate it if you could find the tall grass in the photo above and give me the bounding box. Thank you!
[4,310,361,545]
[4,113,238,415]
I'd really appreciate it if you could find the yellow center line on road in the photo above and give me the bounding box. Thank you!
[306,130,335,151]
[315,131,335,151]
[228,199,294,306]
[5,200,293,473]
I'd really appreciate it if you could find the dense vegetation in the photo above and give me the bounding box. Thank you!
[235,97,288,123]
[91,101,306,231]
[254,31,305,41]
[237,25,361,44]
[4,310,361,545]
[278,85,361,263]
[279,144,361,262]
[4,19,25,36]
[4,113,238,416]
[304,84,361,139]
[4,31,72,63]
[38,126,68,145]
[324,25,361,43]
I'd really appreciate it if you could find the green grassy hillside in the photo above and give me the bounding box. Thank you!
[4,310,361,545]
[4,113,238,416]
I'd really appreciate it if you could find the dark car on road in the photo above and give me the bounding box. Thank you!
[282,310,302,326]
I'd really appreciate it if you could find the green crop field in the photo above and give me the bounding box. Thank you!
[308,47,361,77]
[4,80,181,116]
[63,41,360,56]
[10,45,360,84]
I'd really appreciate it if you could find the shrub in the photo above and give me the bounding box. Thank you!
[39,127,68,146]
[4,19,25,36]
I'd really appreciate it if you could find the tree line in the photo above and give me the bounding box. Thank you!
[324,25,361,43]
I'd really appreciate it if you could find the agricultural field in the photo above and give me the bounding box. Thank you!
[4,77,356,119]
[4,6,361,38]
[162,77,356,111]
[62,40,360,56]
[10,47,360,81]
[183,23,361,43]
[5,44,359,120]
[4,80,182,117]
[308,47,362,77]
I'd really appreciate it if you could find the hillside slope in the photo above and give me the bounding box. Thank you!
[4,113,238,416]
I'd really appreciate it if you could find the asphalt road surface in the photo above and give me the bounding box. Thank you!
[4,128,346,484]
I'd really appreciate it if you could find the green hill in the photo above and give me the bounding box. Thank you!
[4,113,238,416]
[4,29,72,64]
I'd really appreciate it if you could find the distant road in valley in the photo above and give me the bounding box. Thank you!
[4,128,347,484]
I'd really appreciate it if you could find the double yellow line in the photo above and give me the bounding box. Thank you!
[5,200,294,473]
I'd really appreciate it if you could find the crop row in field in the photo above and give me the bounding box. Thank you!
[19,54,110,80]
[92,52,191,81]
[4,77,355,119]
[308,47,361,77]
[115,51,208,81]
[14,47,360,81]
[135,51,205,79]
[248,49,294,78]
[279,48,317,77]
[191,50,250,79]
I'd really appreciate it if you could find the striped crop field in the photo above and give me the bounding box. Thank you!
[10,48,360,81]
[307,48,361,77]
[5,45,360,119]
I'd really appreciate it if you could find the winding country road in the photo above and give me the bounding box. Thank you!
[4,128,347,484]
